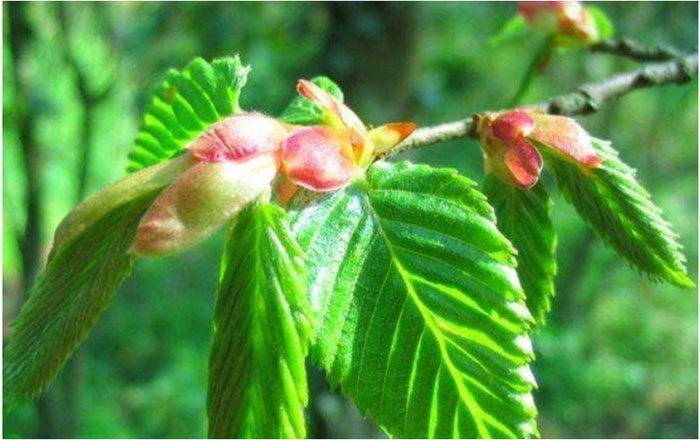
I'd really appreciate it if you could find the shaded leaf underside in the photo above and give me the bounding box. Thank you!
[291,161,538,438]
[4,190,161,405]
[483,175,557,325]
[545,138,692,288]
[208,202,313,438]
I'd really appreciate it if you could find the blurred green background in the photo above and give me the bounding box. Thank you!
[3,2,697,438]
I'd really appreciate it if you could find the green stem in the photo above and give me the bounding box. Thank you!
[509,36,554,107]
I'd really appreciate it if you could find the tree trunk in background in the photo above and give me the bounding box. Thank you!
[6,3,61,438]
[55,3,118,436]
[320,2,420,122]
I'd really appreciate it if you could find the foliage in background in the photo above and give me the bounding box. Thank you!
[3,2,697,439]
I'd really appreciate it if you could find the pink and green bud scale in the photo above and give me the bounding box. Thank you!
[477,108,601,188]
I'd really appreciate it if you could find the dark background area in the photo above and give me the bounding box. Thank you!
[3,2,698,438]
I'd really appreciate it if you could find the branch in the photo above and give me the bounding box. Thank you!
[590,38,685,63]
[385,52,698,158]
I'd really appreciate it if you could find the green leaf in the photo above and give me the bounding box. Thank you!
[279,75,344,125]
[208,202,313,438]
[490,15,528,47]
[290,162,538,438]
[546,138,693,288]
[127,56,251,173]
[3,190,160,405]
[586,6,614,40]
[483,175,557,325]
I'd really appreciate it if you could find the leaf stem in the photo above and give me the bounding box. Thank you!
[509,36,554,107]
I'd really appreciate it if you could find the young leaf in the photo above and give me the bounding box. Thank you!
[290,162,538,438]
[279,76,344,125]
[586,6,614,40]
[207,202,313,438]
[127,56,251,172]
[546,138,693,288]
[490,15,528,47]
[483,175,557,325]
[3,190,161,405]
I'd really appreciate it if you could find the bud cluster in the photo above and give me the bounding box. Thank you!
[57,80,416,258]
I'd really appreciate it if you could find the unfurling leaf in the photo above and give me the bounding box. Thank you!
[279,76,344,126]
[208,202,313,438]
[484,175,557,325]
[290,161,538,438]
[4,190,161,405]
[53,156,190,251]
[546,138,693,288]
[295,79,375,166]
[127,56,251,172]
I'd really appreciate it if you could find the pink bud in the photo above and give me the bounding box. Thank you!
[527,113,601,168]
[478,110,601,188]
[279,126,357,191]
[131,153,278,256]
[518,1,598,43]
[187,113,288,163]
[478,112,543,188]
[519,2,568,34]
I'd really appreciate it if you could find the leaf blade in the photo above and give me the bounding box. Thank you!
[127,56,250,173]
[3,190,160,405]
[546,138,693,288]
[483,175,558,325]
[291,161,538,438]
[207,202,313,438]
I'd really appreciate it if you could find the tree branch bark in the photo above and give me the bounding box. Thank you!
[384,52,698,158]
[590,38,685,63]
